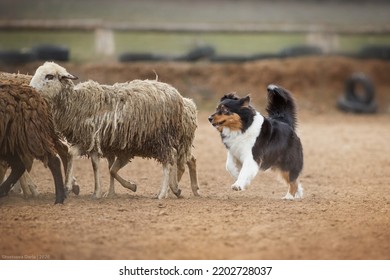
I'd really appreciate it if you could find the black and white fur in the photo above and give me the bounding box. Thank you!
[208,84,303,199]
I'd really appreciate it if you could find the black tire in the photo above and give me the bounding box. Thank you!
[337,73,377,114]
[210,54,249,63]
[0,50,35,65]
[183,45,216,62]
[358,44,390,60]
[278,45,323,58]
[119,52,164,62]
[345,73,375,104]
[250,53,279,61]
[30,44,70,61]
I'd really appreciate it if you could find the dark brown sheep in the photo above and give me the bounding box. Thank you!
[0,71,79,197]
[0,83,65,204]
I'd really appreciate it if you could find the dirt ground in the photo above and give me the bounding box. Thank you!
[1,57,390,260]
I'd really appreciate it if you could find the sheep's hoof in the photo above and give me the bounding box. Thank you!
[0,188,8,198]
[103,191,117,198]
[193,190,200,197]
[54,196,65,204]
[174,188,182,198]
[157,192,166,200]
[124,181,137,192]
[91,192,102,199]
[71,184,80,195]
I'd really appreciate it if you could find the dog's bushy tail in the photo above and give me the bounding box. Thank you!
[266,84,297,130]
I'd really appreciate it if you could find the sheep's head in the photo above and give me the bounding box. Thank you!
[30,62,78,99]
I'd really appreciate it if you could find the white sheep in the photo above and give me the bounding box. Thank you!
[30,62,187,199]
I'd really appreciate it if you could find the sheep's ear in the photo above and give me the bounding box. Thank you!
[239,95,251,107]
[61,73,78,80]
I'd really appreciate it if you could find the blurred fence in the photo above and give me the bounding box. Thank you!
[2,19,390,56]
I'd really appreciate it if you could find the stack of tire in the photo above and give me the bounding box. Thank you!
[337,73,377,114]
[30,44,69,61]
[278,45,323,58]
[0,44,69,65]
[358,45,390,60]
[0,50,35,65]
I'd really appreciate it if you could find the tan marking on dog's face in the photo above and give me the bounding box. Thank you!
[212,113,242,132]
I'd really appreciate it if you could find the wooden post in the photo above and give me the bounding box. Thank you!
[95,28,115,56]
[306,32,339,53]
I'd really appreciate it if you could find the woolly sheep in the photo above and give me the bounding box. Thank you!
[0,72,79,197]
[30,62,185,199]
[0,83,66,204]
[105,97,200,198]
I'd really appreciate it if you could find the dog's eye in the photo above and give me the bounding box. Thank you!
[45,74,55,80]
[221,107,229,114]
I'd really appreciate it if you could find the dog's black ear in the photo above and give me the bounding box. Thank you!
[221,92,240,101]
[239,95,251,107]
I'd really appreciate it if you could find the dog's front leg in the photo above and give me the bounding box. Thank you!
[231,158,259,191]
[226,152,241,179]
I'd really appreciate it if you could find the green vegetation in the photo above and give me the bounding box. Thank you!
[0,31,95,62]
[1,30,390,62]
[115,32,306,56]
[339,35,390,52]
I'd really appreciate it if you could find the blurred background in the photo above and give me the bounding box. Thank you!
[1,0,390,113]
[1,0,390,63]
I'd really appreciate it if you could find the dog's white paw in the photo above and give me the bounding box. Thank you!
[282,193,295,200]
[231,184,244,191]
[295,185,304,199]
[282,184,304,200]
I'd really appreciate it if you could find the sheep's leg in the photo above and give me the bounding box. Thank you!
[0,156,26,198]
[169,149,181,198]
[63,151,78,195]
[158,163,172,199]
[187,154,200,196]
[0,160,6,183]
[47,154,66,204]
[11,180,22,194]
[91,152,102,199]
[57,144,79,195]
[103,155,116,197]
[11,172,39,198]
[159,148,181,199]
[110,155,137,192]
[18,172,32,198]
[177,162,185,183]
[25,172,39,197]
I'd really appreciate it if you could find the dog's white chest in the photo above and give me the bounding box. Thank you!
[222,113,264,161]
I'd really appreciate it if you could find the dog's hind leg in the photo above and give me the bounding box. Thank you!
[280,171,303,200]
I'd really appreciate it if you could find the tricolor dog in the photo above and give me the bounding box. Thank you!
[208,85,303,199]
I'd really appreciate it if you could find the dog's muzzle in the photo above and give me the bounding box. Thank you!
[208,115,225,129]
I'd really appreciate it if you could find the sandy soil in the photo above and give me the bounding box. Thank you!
[1,57,390,260]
